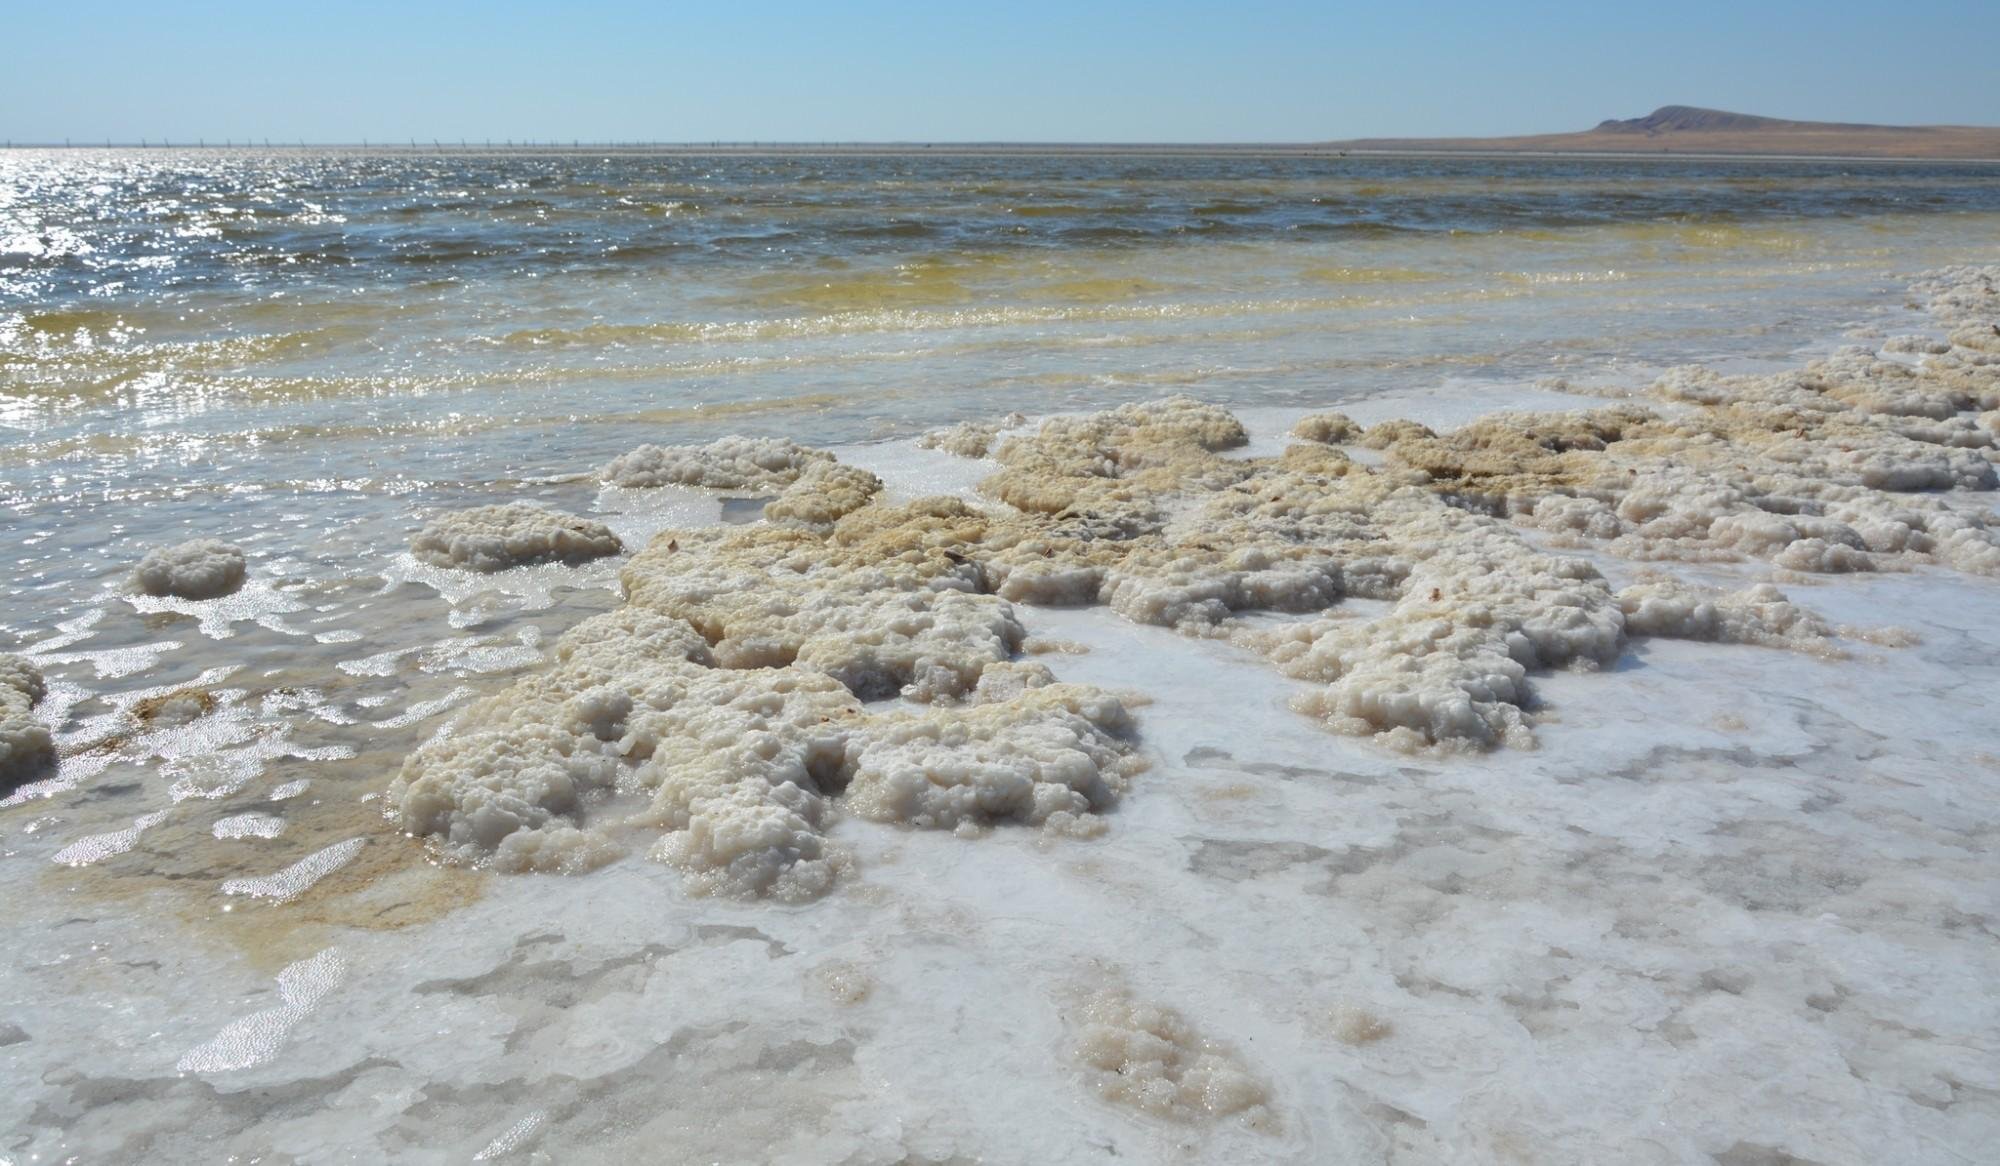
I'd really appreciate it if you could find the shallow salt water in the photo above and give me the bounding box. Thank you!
[3,151,2000,1163]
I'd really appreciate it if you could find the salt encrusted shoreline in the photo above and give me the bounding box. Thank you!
[387,266,2000,898]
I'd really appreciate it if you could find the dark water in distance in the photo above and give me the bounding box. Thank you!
[8,152,2000,307]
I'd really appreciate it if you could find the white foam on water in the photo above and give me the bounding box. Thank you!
[124,577,310,641]
[175,949,347,1074]
[473,1110,549,1161]
[218,838,366,903]
[212,812,286,840]
[369,685,476,730]
[50,810,171,867]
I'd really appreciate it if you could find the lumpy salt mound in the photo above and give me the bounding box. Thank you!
[388,470,1144,897]
[916,412,1026,459]
[410,502,622,571]
[1073,987,1274,1127]
[1,654,53,787]
[601,434,834,489]
[390,270,2000,881]
[1617,578,1841,656]
[132,539,246,599]
[1290,411,1364,444]
[760,461,885,527]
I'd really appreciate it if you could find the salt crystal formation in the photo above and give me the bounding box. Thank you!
[0,654,53,787]
[1289,411,1365,444]
[601,434,834,489]
[387,525,1143,896]
[132,538,247,599]
[915,412,1026,458]
[410,503,622,572]
[1072,988,1273,1125]
[391,267,2000,886]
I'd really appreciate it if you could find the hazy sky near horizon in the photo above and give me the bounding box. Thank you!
[8,0,1999,143]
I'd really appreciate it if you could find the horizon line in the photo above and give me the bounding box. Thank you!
[8,140,2000,164]
[7,138,1352,148]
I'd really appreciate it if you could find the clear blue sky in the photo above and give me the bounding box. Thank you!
[7,1,1998,143]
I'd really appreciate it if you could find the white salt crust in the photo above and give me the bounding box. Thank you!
[600,435,834,489]
[388,597,1140,897]
[131,539,247,599]
[1289,411,1366,444]
[410,503,623,572]
[1073,986,1275,1126]
[915,412,1026,459]
[0,654,53,787]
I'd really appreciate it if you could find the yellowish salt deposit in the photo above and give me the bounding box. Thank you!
[410,503,623,571]
[1289,410,1365,444]
[601,434,835,489]
[1073,987,1273,1126]
[915,412,1026,458]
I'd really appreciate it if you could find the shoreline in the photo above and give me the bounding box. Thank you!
[8,143,2000,164]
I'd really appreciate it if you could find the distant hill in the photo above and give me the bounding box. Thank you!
[1325,105,2000,160]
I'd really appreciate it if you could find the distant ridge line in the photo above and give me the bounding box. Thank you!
[1323,105,2000,160]
[1594,105,1913,135]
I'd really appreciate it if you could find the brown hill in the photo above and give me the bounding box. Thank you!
[1327,105,2000,160]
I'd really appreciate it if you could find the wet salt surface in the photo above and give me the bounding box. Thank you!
[2,409,1998,1163]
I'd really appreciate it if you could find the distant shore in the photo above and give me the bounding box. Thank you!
[7,141,2000,163]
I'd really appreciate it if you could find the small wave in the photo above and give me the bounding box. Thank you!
[1006,204,1096,217]
[834,220,938,239]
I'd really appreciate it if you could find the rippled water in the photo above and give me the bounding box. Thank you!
[5,150,2000,1162]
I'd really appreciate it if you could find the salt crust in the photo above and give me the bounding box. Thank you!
[391,268,2000,884]
[601,434,834,489]
[132,539,246,599]
[1073,987,1273,1126]
[915,412,1026,459]
[388,594,1142,897]
[1617,578,1840,653]
[760,461,885,527]
[1289,411,1365,444]
[410,503,623,572]
[0,654,53,787]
